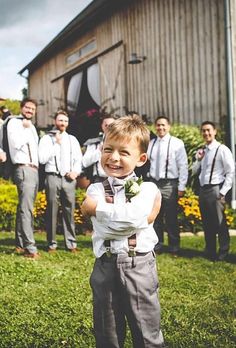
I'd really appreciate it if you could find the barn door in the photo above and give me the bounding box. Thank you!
[98,44,126,116]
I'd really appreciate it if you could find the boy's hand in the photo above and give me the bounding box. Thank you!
[148,194,161,224]
[0,151,7,163]
[81,195,97,217]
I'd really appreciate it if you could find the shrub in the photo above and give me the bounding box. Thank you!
[0,99,20,115]
[178,188,202,233]
[178,187,236,232]
[0,178,17,231]
[170,124,204,168]
[33,189,88,233]
[0,178,88,233]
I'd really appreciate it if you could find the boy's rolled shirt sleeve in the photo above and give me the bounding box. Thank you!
[96,201,149,231]
[94,182,159,234]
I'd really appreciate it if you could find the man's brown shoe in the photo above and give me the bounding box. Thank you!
[68,248,79,253]
[15,247,25,254]
[24,252,40,259]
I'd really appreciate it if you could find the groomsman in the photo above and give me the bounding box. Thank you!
[148,116,188,255]
[7,98,39,258]
[192,121,235,261]
[39,110,82,252]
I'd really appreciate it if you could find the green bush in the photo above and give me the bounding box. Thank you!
[178,187,236,231]
[0,178,17,231]
[33,188,88,233]
[170,124,204,168]
[0,178,88,233]
[0,99,20,115]
[1,173,236,234]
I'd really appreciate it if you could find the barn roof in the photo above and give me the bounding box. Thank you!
[19,0,127,75]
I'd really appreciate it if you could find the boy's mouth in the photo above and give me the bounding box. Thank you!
[106,164,122,170]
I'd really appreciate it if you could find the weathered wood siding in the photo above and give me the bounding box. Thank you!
[231,0,236,137]
[122,0,226,125]
[29,0,227,129]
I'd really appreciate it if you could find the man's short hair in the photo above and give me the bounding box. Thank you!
[201,120,216,129]
[105,114,150,153]
[100,113,117,123]
[54,109,68,119]
[155,115,170,124]
[20,98,38,108]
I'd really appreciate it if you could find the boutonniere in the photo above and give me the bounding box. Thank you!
[124,176,143,202]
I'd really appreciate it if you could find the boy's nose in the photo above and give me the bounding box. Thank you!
[110,150,120,161]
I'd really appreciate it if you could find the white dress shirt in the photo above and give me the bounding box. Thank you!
[38,131,82,175]
[147,133,188,191]
[7,116,39,166]
[192,139,235,196]
[86,174,161,258]
[82,140,106,178]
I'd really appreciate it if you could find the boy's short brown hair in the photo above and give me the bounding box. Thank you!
[105,114,150,153]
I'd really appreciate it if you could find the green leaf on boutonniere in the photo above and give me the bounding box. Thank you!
[124,176,143,202]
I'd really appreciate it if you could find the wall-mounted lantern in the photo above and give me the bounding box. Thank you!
[128,53,147,64]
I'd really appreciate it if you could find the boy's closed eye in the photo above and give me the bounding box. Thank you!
[120,150,130,156]
[103,147,112,153]
[103,147,130,156]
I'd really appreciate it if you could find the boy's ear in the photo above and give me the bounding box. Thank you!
[136,153,148,167]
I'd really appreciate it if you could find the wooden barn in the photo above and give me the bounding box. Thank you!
[19,0,236,147]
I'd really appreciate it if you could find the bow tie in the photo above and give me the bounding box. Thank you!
[112,174,137,192]
[112,178,125,193]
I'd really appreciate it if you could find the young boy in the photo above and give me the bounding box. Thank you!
[82,115,164,348]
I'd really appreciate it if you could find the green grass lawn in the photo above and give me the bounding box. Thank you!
[0,232,235,348]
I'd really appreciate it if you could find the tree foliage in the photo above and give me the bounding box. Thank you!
[0,99,21,115]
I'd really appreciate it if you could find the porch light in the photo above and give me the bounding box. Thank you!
[128,53,147,64]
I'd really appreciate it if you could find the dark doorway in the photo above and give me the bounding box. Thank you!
[67,63,101,145]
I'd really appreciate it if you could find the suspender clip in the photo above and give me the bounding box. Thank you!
[105,247,112,257]
[104,240,112,257]
[128,247,136,257]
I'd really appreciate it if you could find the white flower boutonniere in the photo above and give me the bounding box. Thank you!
[124,176,143,202]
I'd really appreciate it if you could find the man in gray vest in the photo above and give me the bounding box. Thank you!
[39,110,82,252]
[148,116,188,256]
[192,121,235,261]
[7,98,39,258]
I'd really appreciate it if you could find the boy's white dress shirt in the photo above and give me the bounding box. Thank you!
[87,174,161,258]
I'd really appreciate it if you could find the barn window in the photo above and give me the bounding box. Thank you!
[66,39,96,66]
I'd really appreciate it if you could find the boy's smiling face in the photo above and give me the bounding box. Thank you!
[101,135,147,178]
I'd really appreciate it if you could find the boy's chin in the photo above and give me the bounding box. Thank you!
[105,170,132,178]
[106,172,124,178]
